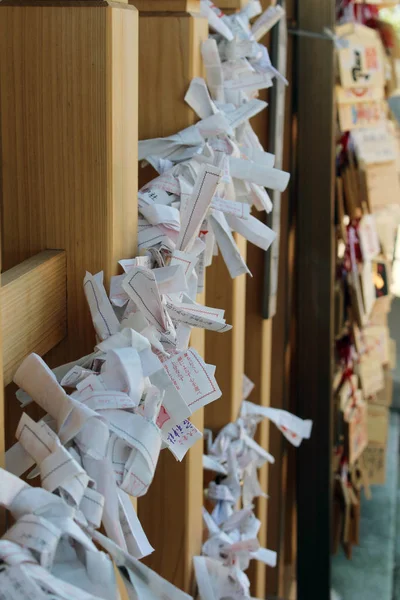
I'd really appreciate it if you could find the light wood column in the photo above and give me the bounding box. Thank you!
[130,1,208,591]
[243,238,272,597]
[0,1,138,365]
[205,235,247,430]
[243,2,292,597]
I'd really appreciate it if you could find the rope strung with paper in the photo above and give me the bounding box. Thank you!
[3,257,223,596]
[137,3,290,279]
[195,376,313,600]
[6,266,224,558]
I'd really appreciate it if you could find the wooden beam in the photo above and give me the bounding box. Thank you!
[133,0,199,10]
[217,0,247,12]
[1,251,67,386]
[131,2,208,591]
[295,0,335,598]
[205,235,247,430]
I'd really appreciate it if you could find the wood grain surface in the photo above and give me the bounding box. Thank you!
[1,251,67,386]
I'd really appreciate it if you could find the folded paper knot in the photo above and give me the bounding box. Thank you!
[0,469,119,600]
[3,514,61,570]
[0,540,39,568]
[194,555,250,600]
[17,414,90,508]
[10,353,158,558]
[105,414,162,498]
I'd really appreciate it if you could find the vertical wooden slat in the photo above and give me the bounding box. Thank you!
[205,236,247,430]
[131,2,208,591]
[244,309,273,597]
[264,0,295,594]
[0,1,138,444]
[295,0,335,598]
[240,2,274,596]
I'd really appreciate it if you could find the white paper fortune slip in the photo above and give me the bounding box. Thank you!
[165,298,232,332]
[229,156,290,191]
[177,164,222,252]
[251,4,285,42]
[160,348,222,411]
[122,267,172,336]
[84,271,120,341]
[200,0,234,41]
[241,401,313,446]
[225,98,267,129]
[138,125,204,162]
[211,196,251,219]
[209,210,251,278]
[185,77,219,120]
[202,38,226,103]
[226,214,276,252]
[164,418,203,461]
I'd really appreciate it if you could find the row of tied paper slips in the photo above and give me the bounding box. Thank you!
[0,2,313,599]
[333,9,400,560]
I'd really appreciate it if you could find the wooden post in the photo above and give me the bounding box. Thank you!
[295,0,335,599]
[244,306,273,598]
[0,4,138,595]
[0,1,138,455]
[130,0,208,591]
[205,236,247,430]
[0,0,139,366]
[203,1,256,438]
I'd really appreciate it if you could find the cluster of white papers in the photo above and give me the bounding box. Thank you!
[138,1,290,283]
[0,2,300,599]
[196,375,312,600]
[5,251,226,559]
[0,468,191,600]
[2,243,224,596]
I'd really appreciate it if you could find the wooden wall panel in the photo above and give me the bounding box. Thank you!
[132,3,208,591]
